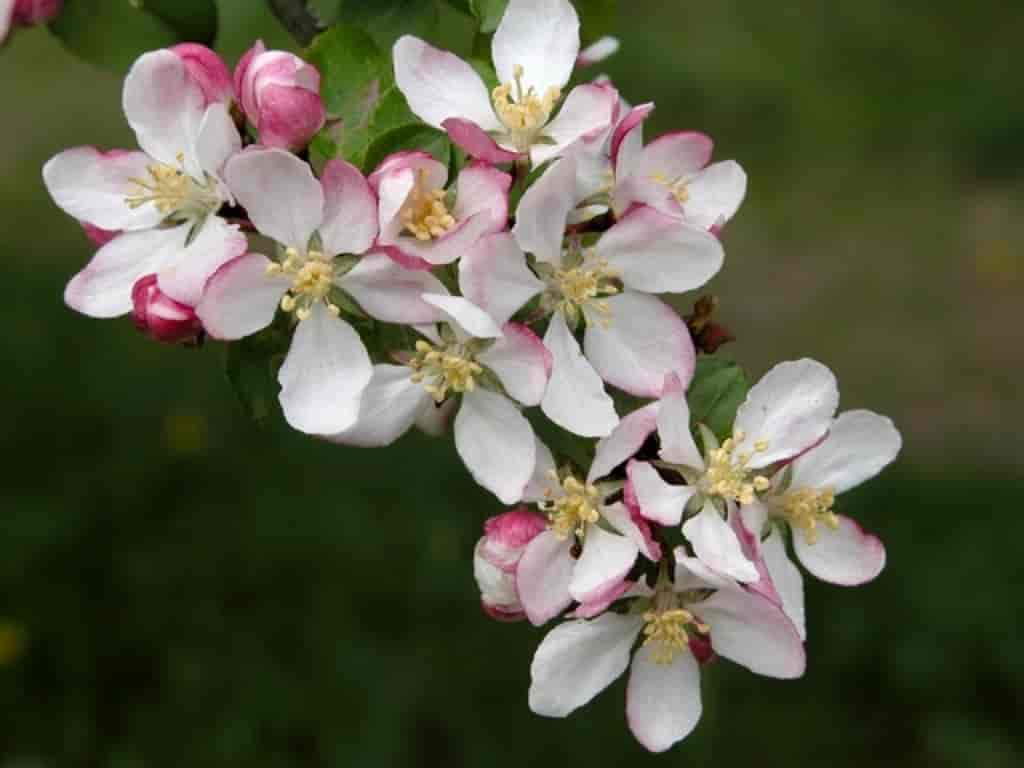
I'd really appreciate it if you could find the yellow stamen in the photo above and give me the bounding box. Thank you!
[650,171,690,206]
[274,249,338,320]
[774,487,838,545]
[539,473,601,540]
[551,256,620,328]
[125,153,219,219]
[401,170,457,241]
[699,431,770,505]
[408,339,483,403]
[491,64,561,151]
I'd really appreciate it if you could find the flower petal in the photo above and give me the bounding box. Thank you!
[529,613,641,717]
[627,460,693,526]
[327,364,429,447]
[319,159,378,257]
[793,514,886,586]
[339,253,449,324]
[455,389,535,504]
[422,294,503,339]
[64,226,186,318]
[516,529,575,625]
[569,523,639,604]
[734,358,839,468]
[522,438,560,503]
[42,147,164,231]
[385,212,496,267]
[636,131,713,183]
[512,155,579,265]
[657,372,704,467]
[532,83,619,166]
[760,525,806,640]
[224,148,324,251]
[602,501,662,562]
[492,0,580,94]
[156,216,248,306]
[194,103,242,180]
[277,304,372,435]
[393,36,499,131]
[459,233,543,326]
[196,252,289,340]
[443,118,523,164]
[789,409,902,495]
[541,311,619,437]
[697,587,806,679]
[584,292,695,398]
[477,323,551,406]
[627,644,702,753]
[415,397,456,437]
[611,102,654,179]
[682,160,747,230]
[587,402,659,484]
[453,161,512,233]
[597,206,724,294]
[682,501,759,583]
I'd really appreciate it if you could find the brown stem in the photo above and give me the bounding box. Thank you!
[265,0,323,46]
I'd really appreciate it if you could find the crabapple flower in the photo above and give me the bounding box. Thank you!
[393,0,618,166]
[474,508,547,621]
[1,0,61,45]
[43,49,246,319]
[369,152,510,269]
[198,149,447,435]
[131,274,202,344]
[170,44,234,107]
[330,291,550,504]
[515,440,661,626]
[528,554,805,752]
[234,40,326,150]
[627,361,841,584]
[511,155,724,437]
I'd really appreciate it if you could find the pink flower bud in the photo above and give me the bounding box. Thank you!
[171,43,234,106]
[234,40,326,150]
[473,508,546,621]
[80,222,118,248]
[131,275,202,344]
[3,0,61,44]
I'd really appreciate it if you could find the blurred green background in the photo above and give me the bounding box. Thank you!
[1,0,1022,765]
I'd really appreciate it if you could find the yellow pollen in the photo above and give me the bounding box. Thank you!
[540,473,601,540]
[700,432,770,505]
[274,248,338,320]
[642,608,702,665]
[408,339,483,402]
[125,153,219,219]
[552,258,620,328]
[775,487,838,545]
[401,170,456,241]
[491,64,561,150]
[650,172,690,206]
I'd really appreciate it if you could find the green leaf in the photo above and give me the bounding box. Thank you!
[336,0,440,49]
[49,0,217,73]
[443,0,472,13]
[362,124,451,175]
[223,322,290,426]
[469,0,507,34]
[687,357,751,443]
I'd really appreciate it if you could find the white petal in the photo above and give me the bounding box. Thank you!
[459,233,543,326]
[577,36,620,68]
[63,226,186,318]
[512,155,579,265]
[697,588,806,679]
[611,103,653,182]
[340,253,449,324]
[455,389,535,504]
[682,501,759,583]
[657,373,704,468]
[568,523,638,604]
[492,0,580,94]
[789,409,902,495]
[194,103,242,179]
[626,644,702,753]
[532,83,618,166]
[541,311,619,437]
[196,253,289,340]
[477,323,551,406]
[328,364,429,447]
[597,206,724,294]
[393,36,500,131]
[587,402,659,484]
[374,164,418,244]
[793,514,886,586]
[277,305,372,435]
[415,397,457,437]
[422,294,503,339]
[517,530,575,625]
[452,161,512,234]
[522,438,560,503]
[42,147,164,231]
[474,540,521,611]
[734,358,840,468]
[156,216,248,306]
[635,131,713,184]
[760,526,806,641]
[602,501,661,562]
[319,159,378,257]
[385,212,495,267]
[528,613,641,718]
[682,160,747,230]
[122,50,206,175]
[627,461,693,526]
[224,148,324,251]
[584,292,695,398]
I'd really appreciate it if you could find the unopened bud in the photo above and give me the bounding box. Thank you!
[131,274,203,344]
[171,43,234,106]
[473,507,547,621]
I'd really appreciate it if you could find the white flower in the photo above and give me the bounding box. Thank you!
[509,155,724,437]
[393,0,618,166]
[44,49,246,318]
[528,553,805,752]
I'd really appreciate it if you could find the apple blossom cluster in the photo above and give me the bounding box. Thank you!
[41,0,901,753]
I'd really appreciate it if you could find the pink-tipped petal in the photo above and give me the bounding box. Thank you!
[759,524,806,640]
[516,530,575,626]
[602,500,662,562]
[443,118,522,164]
[256,82,325,150]
[156,216,248,307]
[568,524,638,604]
[682,160,747,230]
[480,507,548,572]
[588,402,660,484]
[319,159,378,257]
[611,102,654,176]
[477,323,551,406]
[531,82,619,166]
[339,253,449,324]
[453,161,512,233]
[455,389,536,504]
[570,580,633,618]
[793,515,886,586]
[196,252,288,340]
[171,43,234,106]
[627,460,694,526]
[328,364,429,447]
[459,232,543,326]
[626,644,702,753]
[682,501,759,584]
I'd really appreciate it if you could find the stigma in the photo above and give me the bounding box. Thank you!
[408,339,483,402]
[492,64,561,151]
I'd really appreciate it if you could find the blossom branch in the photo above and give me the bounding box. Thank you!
[265,0,323,46]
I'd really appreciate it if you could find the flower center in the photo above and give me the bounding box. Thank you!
[641,591,710,666]
[539,473,601,540]
[267,247,339,321]
[550,257,620,328]
[650,172,690,205]
[125,153,220,221]
[772,487,837,545]
[401,170,456,241]
[699,430,771,505]
[492,65,562,151]
[409,340,483,402]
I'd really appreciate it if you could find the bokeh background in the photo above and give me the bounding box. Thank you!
[1,1,1022,765]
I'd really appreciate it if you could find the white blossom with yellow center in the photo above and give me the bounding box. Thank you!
[408,339,484,403]
[492,64,562,153]
[400,170,457,241]
[266,247,344,322]
[538,472,602,540]
[125,152,222,224]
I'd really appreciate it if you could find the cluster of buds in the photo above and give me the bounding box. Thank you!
[42,0,901,753]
